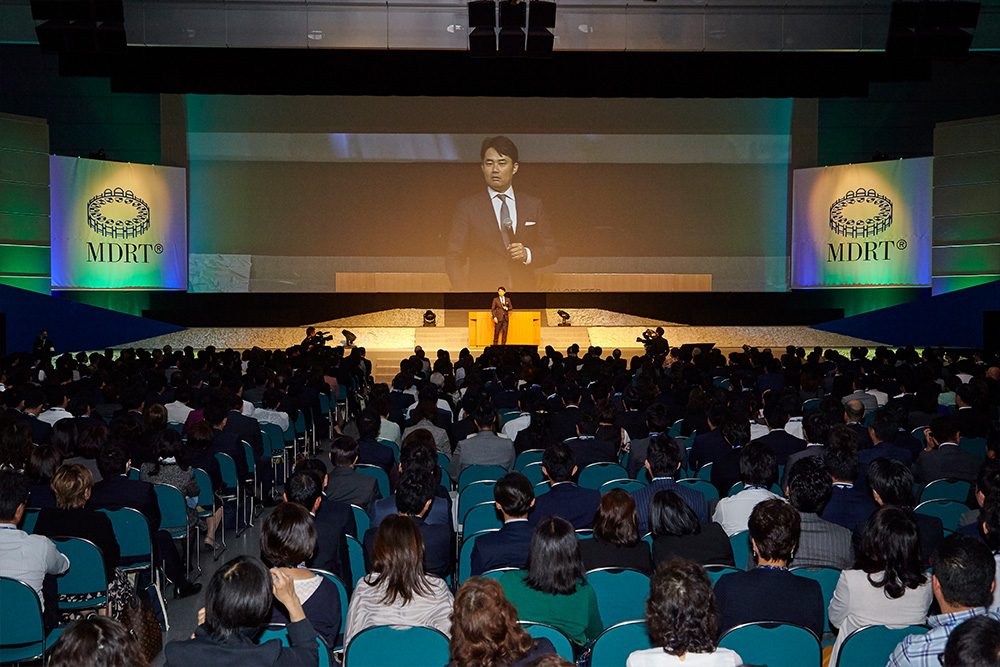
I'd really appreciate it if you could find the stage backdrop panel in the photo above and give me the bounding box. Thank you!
[791,157,932,288]
[50,156,187,290]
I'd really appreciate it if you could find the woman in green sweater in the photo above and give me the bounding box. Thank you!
[500,516,603,650]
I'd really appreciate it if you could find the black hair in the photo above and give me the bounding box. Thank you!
[260,501,317,568]
[932,534,997,609]
[576,412,597,437]
[0,469,29,521]
[284,472,321,510]
[976,460,1000,499]
[943,615,1000,667]
[480,136,519,163]
[396,471,436,516]
[738,441,777,487]
[644,403,672,433]
[542,444,576,483]
[49,615,148,667]
[330,435,360,467]
[358,409,381,440]
[867,457,917,507]
[803,413,831,445]
[649,489,701,537]
[293,457,327,485]
[525,516,585,596]
[96,443,130,478]
[857,506,927,599]
[473,403,497,431]
[748,498,800,563]
[646,435,683,479]
[869,409,899,444]
[929,415,960,444]
[204,556,273,642]
[494,472,534,517]
[719,417,751,449]
[823,437,859,482]
[981,492,1000,553]
[763,403,789,430]
[202,402,228,427]
[787,456,832,514]
[149,429,186,475]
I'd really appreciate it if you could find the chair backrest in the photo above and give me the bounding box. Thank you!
[919,479,971,504]
[436,452,451,473]
[309,568,350,638]
[515,449,544,472]
[344,625,450,667]
[835,624,929,667]
[959,436,987,461]
[458,482,497,522]
[166,422,184,435]
[377,439,401,463]
[0,577,50,663]
[729,531,751,570]
[589,620,652,667]
[668,419,684,437]
[258,625,332,667]
[51,536,108,609]
[154,482,190,536]
[600,479,647,495]
[533,480,550,496]
[519,621,574,662]
[481,567,519,580]
[705,565,740,586]
[579,462,630,490]
[790,566,842,632]
[914,499,968,533]
[458,465,507,491]
[696,461,713,481]
[261,423,285,454]
[519,462,546,486]
[458,529,499,584]
[355,465,390,499]
[128,467,141,480]
[192,467,215,507]
[215,452,241,492]
[241,440,255,474]
[20,508,39,534]
[351,504,370,538]
[586,568,651,628]
[346,535,366,588]
[718,621,821,667]
[677,478,720,502]
[97,507,152,564]
[462,501,503,537]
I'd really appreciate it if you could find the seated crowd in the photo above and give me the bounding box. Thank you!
[1,339,999,666]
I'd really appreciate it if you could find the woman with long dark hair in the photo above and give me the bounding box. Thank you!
[25,444,63,508]
[500,516,602,649]
[649,490,734,567]
[628,559,741,666]
[343,514,453,647]
[448,577,555,667]
[579,489,652,574]
[827,505,932,666]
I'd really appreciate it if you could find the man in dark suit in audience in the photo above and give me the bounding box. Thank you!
[688,406,732,474]
[626,403,671,479]
[563,412,617,471]
[844,399,874,450]
[913,415,981,487]
[222,390,275,502]
[751,404,807,466]
[471,472,535,576]
[857,410,913,487]
[88,442,201,598]
[820,429,876,531]
[530,443,601,530]
[954,384,992,440]
[549,384,584,443]
[711,418,752,497]
[204,402,248,480]
[17,389,51,445]
[364,471,454,578]
[355,409,395,475]
[632,435,708,534]
[284,467,355,587]
[780,413,831,490]
[322,435,382,513]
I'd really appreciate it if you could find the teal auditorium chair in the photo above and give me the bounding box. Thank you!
[482,567,519,580]
[310,569,350,643]
[192,467,224,561]
[589,620,652,667]
[600,479,647,494]
[729,531,751,570]
[258,625,332,667]
[343,625,450,667]
[519,462,546,486]
[677,478,719,501]
[458,529,499,584]
[0,577,64,664]
[350,504,370,538]
[835,624,929,667]
[458,482,497,524]
[98,507,155,581]
[586,568,651,628]
[462,502,503,537]
[919,479,971,504]
[578,463,629,490]
[216,452,252,536]
[20,507,39,533]
[718,621,821,667]
[515,449,544,471]
[346,535,366,588]
[458,465,507,491]
[706,565,740,586]
[519,621,574,662]
[914,499,968,533]
[791,566,842,632]
[533,481,551,496]
[959,436,987,460]
[356,465,390,499]
[51,536,108,613]
[154,482,194,575]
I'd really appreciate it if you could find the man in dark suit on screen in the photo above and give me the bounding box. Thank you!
[446,136,557,291]
[491,286,512,346]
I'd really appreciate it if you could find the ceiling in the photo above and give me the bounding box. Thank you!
[1,0,997,53]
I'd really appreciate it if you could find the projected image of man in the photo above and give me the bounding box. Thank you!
[446,136,557,291]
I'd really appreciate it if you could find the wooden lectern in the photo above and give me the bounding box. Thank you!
[468,311,541,347]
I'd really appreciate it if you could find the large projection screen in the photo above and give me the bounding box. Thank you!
[186,96,793,293]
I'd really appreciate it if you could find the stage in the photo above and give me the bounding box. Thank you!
[119,307,884,384]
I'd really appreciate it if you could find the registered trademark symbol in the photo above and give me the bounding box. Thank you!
[896,239,907,250]
[154,244,163,254]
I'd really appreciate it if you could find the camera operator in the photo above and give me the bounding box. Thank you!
[636,326,668,358]
[301,326,331,350]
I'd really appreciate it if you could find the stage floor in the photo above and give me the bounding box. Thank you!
[122,308,884,384]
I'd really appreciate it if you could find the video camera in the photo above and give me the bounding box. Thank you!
[636,329,657,345]
[314,331,333,344]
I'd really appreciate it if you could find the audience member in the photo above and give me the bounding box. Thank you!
[785,456,853,570]
[49,616,147,667]
[530,443,601,530]
[451,403,515,479]
[942,615,1000,667]
[323,435,381,512]
[649,489,734,567]
[627,558,742,667]
[283,469,354,587]
[579,489,653,574]
[712,441,781,536]
[820,428,876,531]
[864,457,943,565]
[25,444,63,508]
[471,472,535,576]
[750,403,806,465]
[780,413,830,490]
[709,417,752,498]
[632,435,708,535]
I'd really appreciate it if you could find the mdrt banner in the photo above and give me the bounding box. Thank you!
[50,156,187,290]
[791,157,931,288]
